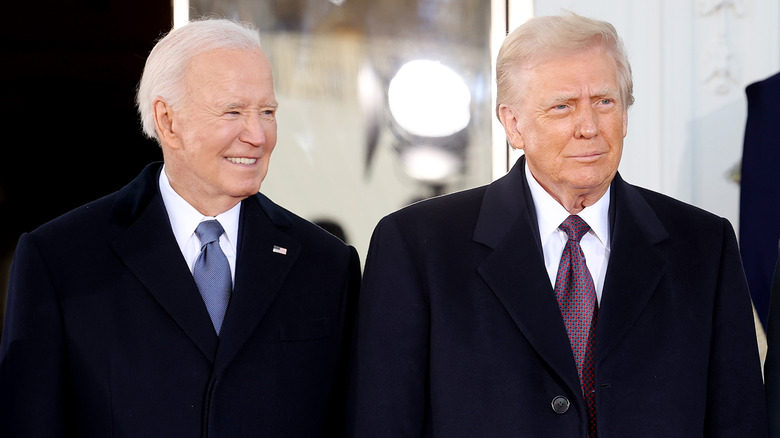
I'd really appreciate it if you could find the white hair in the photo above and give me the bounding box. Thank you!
[136,18,263,142]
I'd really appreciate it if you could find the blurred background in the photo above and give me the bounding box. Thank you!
[1,0,779,354]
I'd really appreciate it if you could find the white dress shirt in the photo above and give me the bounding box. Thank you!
[158,166,240,285]
[524,163,611,304]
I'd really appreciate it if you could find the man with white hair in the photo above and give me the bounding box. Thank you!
[0,18,359,436]
[348,12,767,437]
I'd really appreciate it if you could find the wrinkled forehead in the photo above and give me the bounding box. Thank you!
[512,46,623,101]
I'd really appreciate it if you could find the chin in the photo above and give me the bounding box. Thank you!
[566,174,610,191]
[228,176,265,192]
[224,185,262,201]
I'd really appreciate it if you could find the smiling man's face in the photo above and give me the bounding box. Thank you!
[156,47,278,216]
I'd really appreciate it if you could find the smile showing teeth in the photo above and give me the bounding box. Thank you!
[226,157,257,165]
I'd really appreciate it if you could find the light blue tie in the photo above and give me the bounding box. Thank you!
[193,220,232,335]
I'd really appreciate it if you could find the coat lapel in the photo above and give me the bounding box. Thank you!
[475,158,583,396]
[109,163,219,361]
[474,161,671,395]
[214,193,300,370]
[595,176,669,364]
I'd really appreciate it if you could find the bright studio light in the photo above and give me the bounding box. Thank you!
[388,60,471,138]
[401,145,461,182]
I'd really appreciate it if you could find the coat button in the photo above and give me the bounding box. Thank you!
[551,396,570,414]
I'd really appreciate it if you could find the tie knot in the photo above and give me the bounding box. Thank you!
[195,220,225,246]
[559,215,590,242]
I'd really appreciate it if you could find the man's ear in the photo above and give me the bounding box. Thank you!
[498,104,525,150]
[153,99,180,149]
[622,109,628,138]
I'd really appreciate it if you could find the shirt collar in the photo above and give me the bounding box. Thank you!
[524,160,611,248]
[159,165,241,252]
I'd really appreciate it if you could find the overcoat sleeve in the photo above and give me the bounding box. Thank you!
[348,215,431,437]
[706,218,768,436]
[0,232,72,436]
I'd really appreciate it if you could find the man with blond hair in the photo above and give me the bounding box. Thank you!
[348,12,766,437]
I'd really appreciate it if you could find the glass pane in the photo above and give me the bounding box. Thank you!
[190,0,494,259]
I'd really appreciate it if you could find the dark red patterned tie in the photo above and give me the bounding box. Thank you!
[554,215,598,437]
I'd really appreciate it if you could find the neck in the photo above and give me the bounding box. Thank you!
[558,194,601,214]
[526,167,612,215]
[163,166,243,217]
[541,184,609,215]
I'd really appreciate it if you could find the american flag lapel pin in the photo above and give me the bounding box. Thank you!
[273,245,288,255]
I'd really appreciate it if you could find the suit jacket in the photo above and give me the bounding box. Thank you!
[765,238,780,438]
[348,157,767,437]
[0,162,360,437]
[740,71,780,327]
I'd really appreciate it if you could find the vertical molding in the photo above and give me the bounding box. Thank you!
[658,0,696,202]
[490,0,509,180]
[172,0,190,28]
[491,0,535,180]
[619,2,665,194]
[699,0,746,95]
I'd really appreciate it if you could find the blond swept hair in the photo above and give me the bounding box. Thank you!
[495,12,634,119]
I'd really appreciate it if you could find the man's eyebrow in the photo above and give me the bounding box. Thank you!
[542,93,578,106]
[549,88,619,101]
[592,88,620,98]
[220,100,279,110]
[551,94,577,103]
[220,101,246,110]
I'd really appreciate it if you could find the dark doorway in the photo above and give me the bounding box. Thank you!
[0,0,172,336]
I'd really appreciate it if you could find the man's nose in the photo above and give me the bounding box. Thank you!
[575,106,599,139]
[241,115,267,146]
